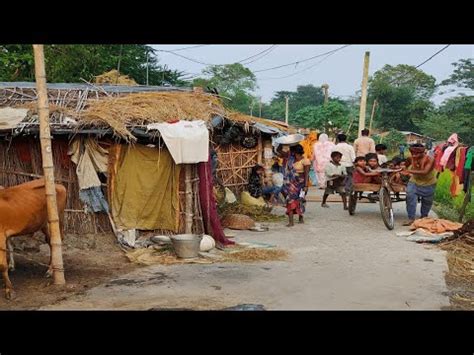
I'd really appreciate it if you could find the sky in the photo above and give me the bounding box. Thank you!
[151,44,473,105]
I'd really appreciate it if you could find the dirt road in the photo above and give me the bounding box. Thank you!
[41,195,450,310]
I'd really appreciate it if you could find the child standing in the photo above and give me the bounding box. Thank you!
[322,151,348,210]
[375,144,388,167]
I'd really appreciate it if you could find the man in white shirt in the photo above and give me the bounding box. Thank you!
[332,133,356,195]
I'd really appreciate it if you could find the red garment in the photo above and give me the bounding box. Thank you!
[353,168,371,184]
[446,148,457,171]
[455,147,467,184]
[198,156,234,247]
[433,144,446,172]
[286,199,304,216]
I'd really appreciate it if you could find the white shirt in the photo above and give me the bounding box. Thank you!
[332,143,355,168]
[378,154,388,165]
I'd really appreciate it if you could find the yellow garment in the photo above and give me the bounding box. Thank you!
[111,145,181,231]
[301,131,318,160]
[241,191,266,207]
[293,158,311,174]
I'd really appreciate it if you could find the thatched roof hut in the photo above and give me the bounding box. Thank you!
[0,82,288,240]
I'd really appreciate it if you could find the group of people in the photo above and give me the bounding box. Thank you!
[247,128,438,227]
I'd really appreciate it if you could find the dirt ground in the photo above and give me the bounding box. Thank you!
[0,232,140,310]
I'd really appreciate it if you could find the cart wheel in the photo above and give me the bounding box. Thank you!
[348,190,357,215]
[379,187,394,230]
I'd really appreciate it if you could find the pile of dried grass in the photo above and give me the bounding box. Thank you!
[94,70,138,86]
[125,246,212,266]
[76,92,226,140]
[222,248,288,262]
[219,202,286,223]
[440,220,474,282]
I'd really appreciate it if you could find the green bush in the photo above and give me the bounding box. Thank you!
[434,170,474,221]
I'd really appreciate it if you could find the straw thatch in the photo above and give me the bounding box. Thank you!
[94,70,138,86]
[75,92,226,141]
[222,248,289,262]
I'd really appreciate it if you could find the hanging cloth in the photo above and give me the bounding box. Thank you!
[440,133,459,168]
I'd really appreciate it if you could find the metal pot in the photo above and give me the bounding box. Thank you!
[170,234,203,259]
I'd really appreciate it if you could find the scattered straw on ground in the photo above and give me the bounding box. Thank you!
[125,246,212,266]
[222,248,288,262]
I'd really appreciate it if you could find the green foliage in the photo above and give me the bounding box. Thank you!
[434,170,474,222]
[441,58,474,90]
[193,63,258,113]
[293,101,350,133]
[0,45,188,86]
[368,64,436,131]
[417,95,474,146]
[381,129,406,152]
[269,85,325,122]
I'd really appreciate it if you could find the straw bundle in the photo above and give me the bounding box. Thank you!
[76,92,226,141]
[218,202,285,222]
[94,70,138,86]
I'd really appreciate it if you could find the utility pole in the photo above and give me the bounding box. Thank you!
[259,98,262,118]
[32,45,65,286]
[285,95,289,125]
[322,83,329,105]
[358,51,370,137]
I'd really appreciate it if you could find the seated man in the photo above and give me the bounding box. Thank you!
[322,151,348,210]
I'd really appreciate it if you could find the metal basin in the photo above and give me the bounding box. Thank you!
[170,234,203,259]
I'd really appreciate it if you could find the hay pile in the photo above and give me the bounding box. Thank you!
[219,202,286,223]
[439,220,474,281]
[94,70,138,86]
[125,246,213,266]
[76,92,226,140]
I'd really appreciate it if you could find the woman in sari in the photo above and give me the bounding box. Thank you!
[281,144,311,227]
[312,133,334,189]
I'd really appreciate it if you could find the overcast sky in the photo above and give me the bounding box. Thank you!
[151,45,473,104]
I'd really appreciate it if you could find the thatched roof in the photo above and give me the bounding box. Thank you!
[0,82,289,140]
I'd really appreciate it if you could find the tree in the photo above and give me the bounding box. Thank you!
[441,58,474,90]
[368,64,436,131]
[417,95,474,145]
[268,85,325,122]
[380,129,406,152]
[0,45,188,86]
[293,101,350,134]
[192,63,257,112]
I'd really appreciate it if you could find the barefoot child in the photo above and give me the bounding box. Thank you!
[322,151,348,210]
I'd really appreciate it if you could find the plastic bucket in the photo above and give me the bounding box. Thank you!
[170,234,203,259]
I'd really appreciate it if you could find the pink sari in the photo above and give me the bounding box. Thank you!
[312,134,335,188]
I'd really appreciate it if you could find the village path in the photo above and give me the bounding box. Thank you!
[43,189,450,310]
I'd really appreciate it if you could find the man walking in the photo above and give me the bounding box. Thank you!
[354,129,376,157]
[401,144,437,226]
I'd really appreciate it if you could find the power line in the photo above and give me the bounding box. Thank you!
[154,49,215,65]
[239,45,277,64]
[252,45,351,73]
[415,45,451,69]
[258,46,349,80]
[167,45,208,52]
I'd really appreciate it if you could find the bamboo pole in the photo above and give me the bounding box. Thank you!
[368,99,378,135]
[184,164,193,234]
[358,52,370,137]
[32,45,65,285]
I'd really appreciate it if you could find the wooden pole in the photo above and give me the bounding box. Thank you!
[184,164,193,234]
[259,99,262,118]
[257,136,263,165]
[459,171,473,222]
[32,45,65,285]
[368,99,378,135]
[358,51,370,137]
[146,51,149,86]
[285,96,289,125]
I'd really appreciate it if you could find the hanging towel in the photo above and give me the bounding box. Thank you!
[440,133,459,168]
